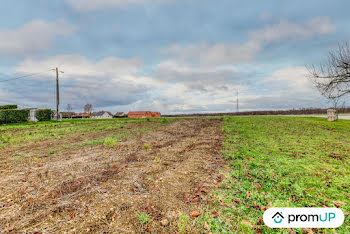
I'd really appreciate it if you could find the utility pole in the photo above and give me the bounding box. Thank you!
[54,67,64,121]
[236,90,239,113]
[56,68,59,120]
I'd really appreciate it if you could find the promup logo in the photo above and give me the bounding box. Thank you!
[264,208,344,228]
[272,212,284,223]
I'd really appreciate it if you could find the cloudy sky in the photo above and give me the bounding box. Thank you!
[0,0,349,114]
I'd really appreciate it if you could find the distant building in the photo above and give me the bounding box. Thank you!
[72,112,91,119]
[114,112,127,118]
[128,111,161,118]
[92,111,113,119]
[61,112,74,119]
[151,112,161,118]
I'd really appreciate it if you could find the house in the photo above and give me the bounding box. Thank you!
[114,112,127,118]
[92,111,114,119]
[72,112,91,119]
[151,112,161,118]
[128,111,161,118]
[128,111,152,118]
[61,112,74,119]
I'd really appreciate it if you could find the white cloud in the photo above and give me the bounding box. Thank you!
[263,66,315,91]
[250,17,335,43]
[12,54,162,111]
[163,17,335,65]
[0,20,75,57]
[65,0,171,11]
[15,54,143,78]
[163,42,260,65]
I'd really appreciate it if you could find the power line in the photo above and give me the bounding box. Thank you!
[0,70,51,83]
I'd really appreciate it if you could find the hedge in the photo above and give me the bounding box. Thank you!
[35,109,52,121]
[0,109,29,124]
[0,105,17,110]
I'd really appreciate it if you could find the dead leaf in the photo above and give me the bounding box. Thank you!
[254,183,262,190]
[211,212,218,218]
[203,222,210,230]
[267,201,272,208]
[191,211,200,217]
[333,201,346,207]
[246,191,251,199]
[70,210,76,219]
[192,197,199,202]
[160,219,169,226]
[18,189,25,195]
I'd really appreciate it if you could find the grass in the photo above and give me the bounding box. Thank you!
[136,212,150,224]
[103,137,117,147]
[0,118,175,163]
[0,118,168,149]
[202,117,350,233]
[178,213,191,233]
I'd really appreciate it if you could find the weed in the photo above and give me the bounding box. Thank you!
[84,139,104,146]
[161,118,169,124]
[144,143,149,150]
[136,212,150,224]
[178,213,190,233]
[154,156,160,163]
[13,157,21,164]
[103,137,117,147]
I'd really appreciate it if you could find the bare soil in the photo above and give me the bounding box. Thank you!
[0,119,225,233]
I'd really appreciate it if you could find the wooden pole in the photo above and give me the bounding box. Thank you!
[56,67,60,121]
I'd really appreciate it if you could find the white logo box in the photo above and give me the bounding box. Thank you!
[263,208,344,228]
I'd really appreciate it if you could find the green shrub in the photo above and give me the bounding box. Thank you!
[0,109,29,124]
[35,109,52,121]
[0,105,17,110]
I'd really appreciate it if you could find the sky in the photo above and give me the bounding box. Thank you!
[0,0,350,114]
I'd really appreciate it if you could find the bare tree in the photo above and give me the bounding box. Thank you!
[84,103,93,114]
[308,42,350,109]
[66,104,73,118]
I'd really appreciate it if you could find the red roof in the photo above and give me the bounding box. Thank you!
[128,111,151,115]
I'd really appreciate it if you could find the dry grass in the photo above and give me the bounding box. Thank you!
[0,118,225,233]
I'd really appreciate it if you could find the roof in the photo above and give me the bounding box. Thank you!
[93,111,113,116]
[114,112,125,116]
[73,112,91,117]
[128,111,152,115]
